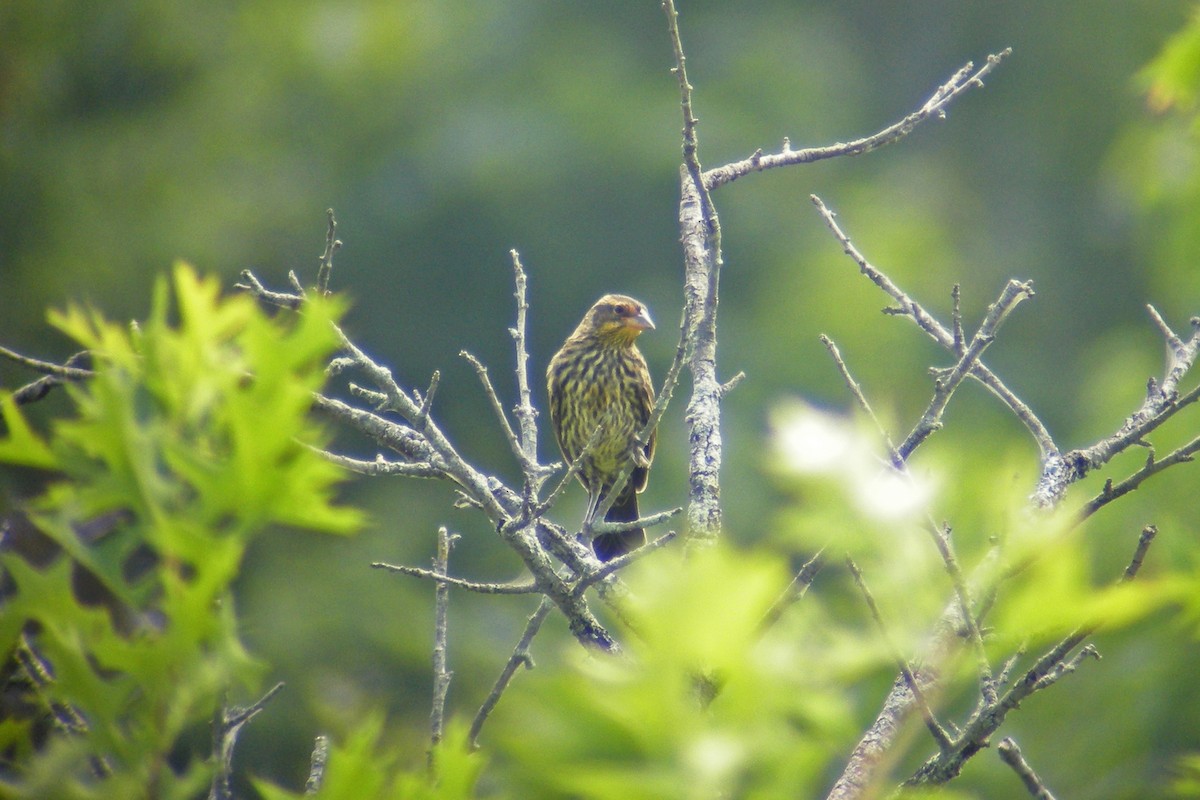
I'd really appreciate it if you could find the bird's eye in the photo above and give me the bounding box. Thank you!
[613,303,630,316]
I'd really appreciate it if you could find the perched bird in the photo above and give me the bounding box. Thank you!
[547,294,657,561]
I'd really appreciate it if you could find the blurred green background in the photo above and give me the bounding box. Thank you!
[3,1,1200,796]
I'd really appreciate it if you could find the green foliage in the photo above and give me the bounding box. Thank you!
[1142,8,1200,115]
[1174,753,1200,797]
[0,265,360,798]
[490,545,857,799]
[255,719,483,800]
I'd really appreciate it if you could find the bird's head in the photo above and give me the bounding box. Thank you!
[582,294,655,346]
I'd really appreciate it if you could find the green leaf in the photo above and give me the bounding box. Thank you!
[0,393,57,469]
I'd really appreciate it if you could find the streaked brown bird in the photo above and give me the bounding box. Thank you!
[547,294,657,561]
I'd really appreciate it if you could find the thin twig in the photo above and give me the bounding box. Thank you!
[759,549,827,631]
[468,597,554,749]
[372,561,539,594]
[1034,308,1200,507]
[429,527,457,768]
[304,735,329,796]
[414,370,441,427]
[209,682,285,800]
[10,350,93,404]
[1124,524,1158,580]
[845,557,953,752]
[811,194,1058,462]
[235,269,303,310]
[705,50,1012,190]
[820,335,900,464]
[997,738,1058,800]
[461,350,523,462]
[897,280,1034,460]
[536,418,609,518]
[509,250,540,467]
[315,208,340,297]
[0,345,94,381]
[315,449,442,479]
[571,530,680,594]
[587,507,682,537]
[663,0,715,227]
[951,285,964,355]
[1079,431,1200,520]
[926,522,995,705]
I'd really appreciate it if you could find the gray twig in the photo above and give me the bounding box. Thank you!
[468,597,554,749]
[372,561,538,594]
[461,350,523,464]
[429,527,457,768]
[571,530,680,594]
[705,50,1012,190]
[209,682,285,800]
[760,549,826,631]
[898,280,1034,460]
[846,558,953,752]
[316,208,340,297]
[820,335,900,464]
[904,525,1156,787]
[1034,307,1200,507]
[811,194,1056,463]
[304,735,329,796]
[997,738,1058,800]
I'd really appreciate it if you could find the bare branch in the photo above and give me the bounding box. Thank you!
[537,419,608,518]
[315,208,340,297]
[678,170,725,544]
[898,279,1034,460]
[209,683,285,800]
[304,735,329,796]
[588,507,682,537]
[997,738,1058,800]
[811,194,1058,462]
[571,530,680,594]
[414,370,441,428]
[925,523,995,705]
[662,0,715,226]
[1123,524,1158,581]
[1034,307,1200,507]
[372,561,538,595]
[0,344,94,382]
[461,350,524,465]
[1079,433,1200,519]
[312,381,615,652]
[508,250,540,464]
[820,335,901,464]
[315,449,442,479]
[429,527,456,766]
[705,50,1012,190]
[469,597,554,749]
[903,525,1156,787]
[760,549,826,631]
[662,0,728,547]
[236,269,303,310]
[846,558,953,752]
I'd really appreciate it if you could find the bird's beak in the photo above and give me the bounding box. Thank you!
[629,308,655,331]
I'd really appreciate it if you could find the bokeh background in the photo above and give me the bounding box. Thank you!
[3,1,1199,796]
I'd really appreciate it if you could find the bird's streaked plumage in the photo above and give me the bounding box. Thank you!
[547,294,656,561]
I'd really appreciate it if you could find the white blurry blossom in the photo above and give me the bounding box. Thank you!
[856,465,935,521]
[685,733,744,786]
[772,400,935,521]
[772,403,854,474]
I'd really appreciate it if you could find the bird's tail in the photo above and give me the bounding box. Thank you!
[594,487,646,562]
